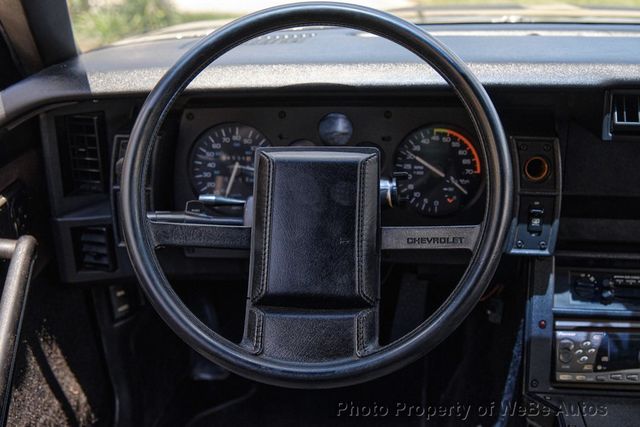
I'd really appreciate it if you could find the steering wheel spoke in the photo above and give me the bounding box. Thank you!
[147,218,251,249]
[381,224,481,251]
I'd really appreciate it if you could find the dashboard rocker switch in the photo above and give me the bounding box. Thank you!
[527,205,544,235]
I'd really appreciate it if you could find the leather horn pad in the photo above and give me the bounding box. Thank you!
[241,147,380,362]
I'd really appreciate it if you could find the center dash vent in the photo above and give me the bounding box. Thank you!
[610,92,640,131]
[56,113,107,195]
[72,226,116,272]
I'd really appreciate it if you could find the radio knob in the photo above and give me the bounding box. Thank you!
[601,289,615,304]
[559,350,573,363]
[559,339,575,351]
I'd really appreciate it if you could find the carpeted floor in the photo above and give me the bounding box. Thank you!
[7,275,112,426]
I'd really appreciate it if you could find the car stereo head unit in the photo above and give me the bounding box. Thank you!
[554,320,640,385]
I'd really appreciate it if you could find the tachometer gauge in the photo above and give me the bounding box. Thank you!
[394,126,482,217]
[189,123,269,203]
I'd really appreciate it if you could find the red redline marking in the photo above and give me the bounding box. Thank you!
[435,128,482,174]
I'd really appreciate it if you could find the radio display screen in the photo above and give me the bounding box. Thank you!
[606,333,640,371]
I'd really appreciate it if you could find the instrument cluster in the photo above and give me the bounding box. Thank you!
[175,105,485,224]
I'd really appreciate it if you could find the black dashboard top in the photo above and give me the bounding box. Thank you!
[2,23,640,128]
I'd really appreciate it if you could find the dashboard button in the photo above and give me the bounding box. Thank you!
[610,374,623,380]
[578,356,589,364]
[581,341,592,348]
[627,374,639,381]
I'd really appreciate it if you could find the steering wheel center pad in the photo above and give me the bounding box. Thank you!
[242,147,380,361]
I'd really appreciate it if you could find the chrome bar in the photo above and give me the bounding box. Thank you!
[0,236,37,427]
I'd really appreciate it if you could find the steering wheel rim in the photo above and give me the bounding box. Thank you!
[121,1,513,388]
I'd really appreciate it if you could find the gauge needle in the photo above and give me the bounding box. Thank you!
[225,162,240,196]
[403,151,445,178]
[449,176,469,195]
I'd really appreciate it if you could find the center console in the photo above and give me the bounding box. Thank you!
[519,109,640,426]
[524,257,640,427]
[552,269,640,385]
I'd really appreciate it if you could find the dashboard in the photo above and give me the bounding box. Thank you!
[1,23,638,285]
[173,104,485,226]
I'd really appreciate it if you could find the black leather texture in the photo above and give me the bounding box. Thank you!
[242,148,380,362]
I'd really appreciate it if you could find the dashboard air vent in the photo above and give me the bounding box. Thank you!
[57,113,107,195]
[610,92,640,131]
[72,226,116,272]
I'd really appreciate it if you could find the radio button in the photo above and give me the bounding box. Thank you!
[627,374,639,381]
[582,341,592,348]
[575,349,585,357]
[587,348,597,355]
[610,374,623,380]
[559,350,573,363]
[596,375,607,381]
[558,374,573,381]
[575,375,587,381]
[578,356,589,364]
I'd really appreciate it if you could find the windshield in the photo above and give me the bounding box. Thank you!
[68,0,640,51]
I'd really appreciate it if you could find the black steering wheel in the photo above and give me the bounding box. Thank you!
[121,2,513,389]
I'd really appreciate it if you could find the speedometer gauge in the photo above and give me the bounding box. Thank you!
[189,123,269,201]
[394,126,482,217]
